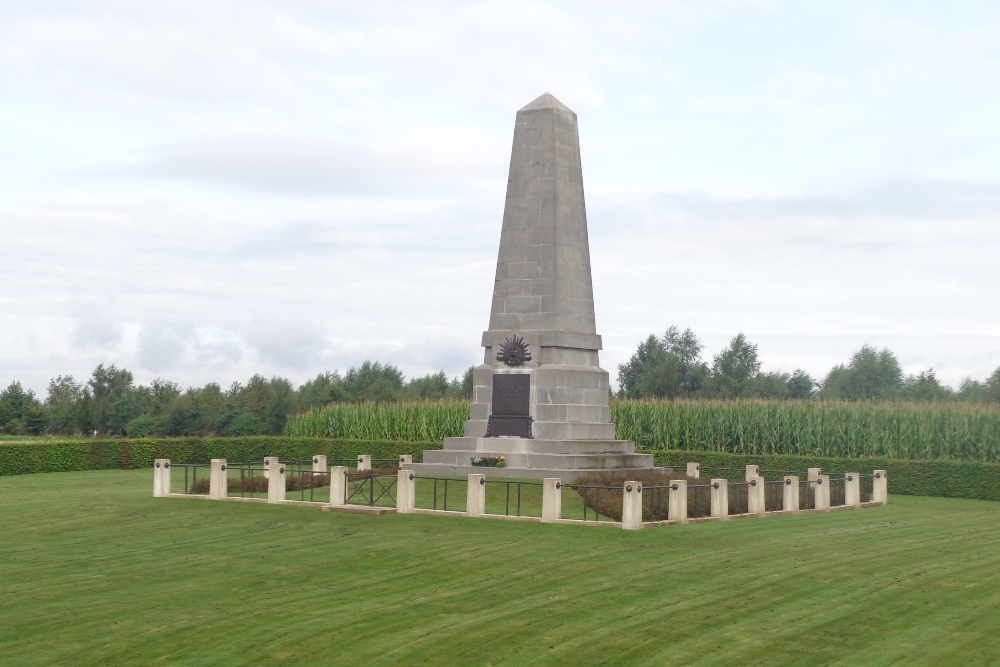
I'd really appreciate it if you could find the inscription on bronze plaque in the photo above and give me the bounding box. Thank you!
[486,374,533,438]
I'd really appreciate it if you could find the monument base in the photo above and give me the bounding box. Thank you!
[409,437,662,483]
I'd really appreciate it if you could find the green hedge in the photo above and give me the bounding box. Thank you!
[0,437,442,477]
[651,450,1000,501]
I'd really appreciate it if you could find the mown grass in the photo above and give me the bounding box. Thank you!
[4,470,1000,666]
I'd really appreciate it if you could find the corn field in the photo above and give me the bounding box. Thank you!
[284,398,1000,462]
[283,400,469,442]
[612,399,1000,461]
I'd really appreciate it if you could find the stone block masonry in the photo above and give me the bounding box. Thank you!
[410,92,663,482]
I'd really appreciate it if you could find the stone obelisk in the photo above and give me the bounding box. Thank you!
[412,93,654,481]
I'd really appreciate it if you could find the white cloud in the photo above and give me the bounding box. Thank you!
[2,0,1000,396]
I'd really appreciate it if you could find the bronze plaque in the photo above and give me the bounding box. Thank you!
[491,374,530,415]
[487,373,533,438]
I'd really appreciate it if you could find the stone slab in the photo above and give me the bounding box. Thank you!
[407,462,668,484]
[443,436,636,454]
[321,505,396,516]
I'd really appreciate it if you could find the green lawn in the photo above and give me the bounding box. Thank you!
[3,471,1000,666]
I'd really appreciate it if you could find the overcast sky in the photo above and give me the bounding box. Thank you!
[2,0,999,396]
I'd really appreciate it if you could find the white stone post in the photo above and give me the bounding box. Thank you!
[668,479,688,524]
[264,456,281,479]
[154,459,171,497]
[783,476,799,513]
[686,462,701,478]
[710,479,729,519]
[467,474,486,517]
[312,455,327,473]
[845,472,861,508]
[815,474,831,511]
[808,467,821,483]
[268,463,286,504]
[542,478,562,523]
[873,470,888,505]
[398,454,413,467]
[357,455,372,472]
[748,475,765,515]
[328,466,347,506]
[622,480,643,530]
[210,459,228,500]
[396,469,415,514]
[745,465,760,481]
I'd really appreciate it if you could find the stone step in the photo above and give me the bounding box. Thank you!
[422,449,654,470]
[532,421,617,440]
[442,436,636,455]
[406,462,669,484]
[463,419,618,440]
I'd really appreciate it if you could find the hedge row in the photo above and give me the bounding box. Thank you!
[652,450,1000,502]
[0,437,441,477]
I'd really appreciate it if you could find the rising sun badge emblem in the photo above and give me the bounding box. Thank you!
[496,336,532,367]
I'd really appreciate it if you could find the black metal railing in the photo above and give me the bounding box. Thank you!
[829,475,847,507]
[485,479,542,517]
[688,483,713,519]
[562,484,622,522]
[859,473,874,503]
[799,479,817,510]
[225,463,268,498]
[764,479,787,512]
[345,472,397,507]
[644,484,671,521]
[414,476,466,512]
[286,468,331,502]
[169,462,210,494]
[729,481,749,515]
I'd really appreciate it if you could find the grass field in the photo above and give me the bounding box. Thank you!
[3,471,1000,666]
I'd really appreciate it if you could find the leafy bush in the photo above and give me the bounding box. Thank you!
[225,413,267,436]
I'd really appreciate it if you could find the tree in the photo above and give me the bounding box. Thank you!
[461,366,474,399]
[295,372,347,412]
[617,326,708,399]
[900,369,953,402]
[986,366,1000,403]
[0,381,45,435]
[265,377,294,434]
[342,361,404,403]
[46,375,82,434]
[957,377,988,402]
[820,345,903,401]
[88,364,134,433]
[786,369,817,399]
[709,333,761,399]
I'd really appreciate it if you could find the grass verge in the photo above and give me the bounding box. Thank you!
[2,470,1000,666]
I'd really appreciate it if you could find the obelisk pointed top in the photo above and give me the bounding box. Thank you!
[518,92,574,114]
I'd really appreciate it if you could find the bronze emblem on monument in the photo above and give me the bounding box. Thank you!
[496,336,532,366]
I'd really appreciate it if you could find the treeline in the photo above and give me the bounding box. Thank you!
[0,361,473,437]
[618,326,1000,402]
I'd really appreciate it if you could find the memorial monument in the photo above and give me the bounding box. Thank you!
[410,93,657,481]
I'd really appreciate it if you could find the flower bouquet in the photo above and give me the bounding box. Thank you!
[471,455,505,468]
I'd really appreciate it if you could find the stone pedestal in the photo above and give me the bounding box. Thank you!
[784,476,799,513]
